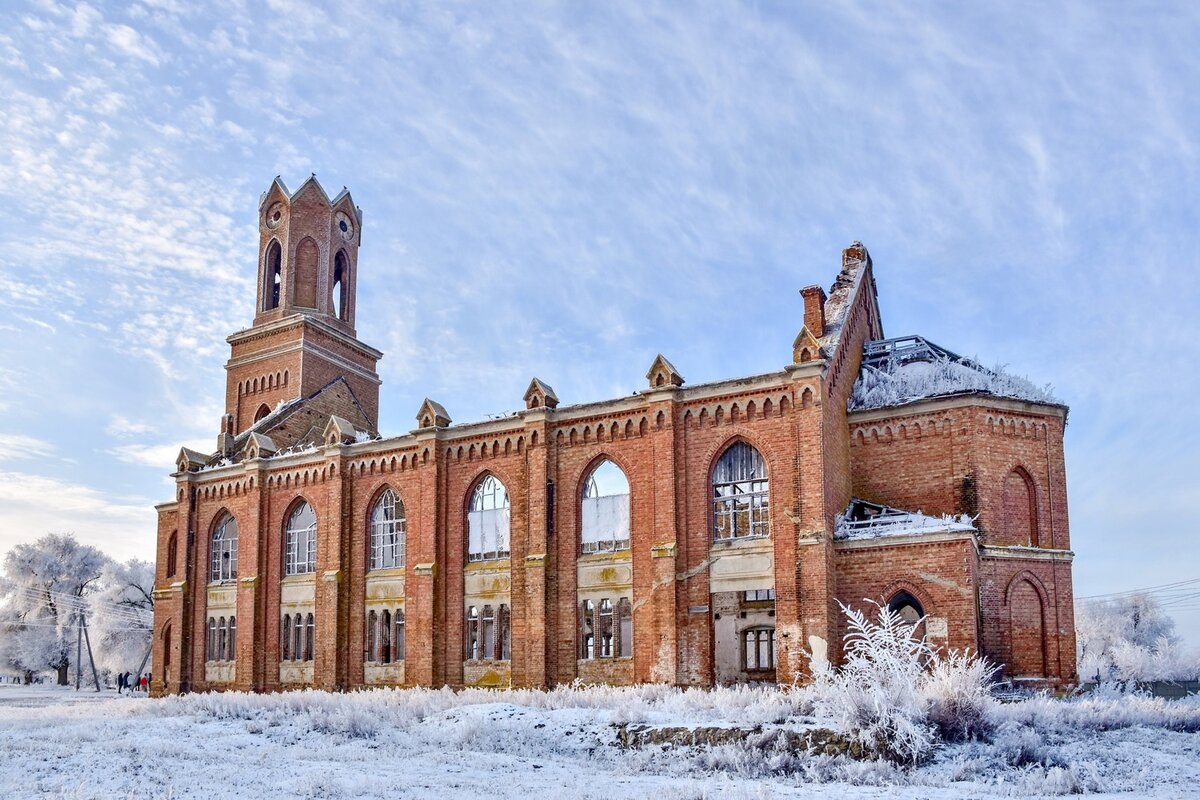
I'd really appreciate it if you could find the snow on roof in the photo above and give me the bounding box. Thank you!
[848,335,1059,412]
[834,498,976,542]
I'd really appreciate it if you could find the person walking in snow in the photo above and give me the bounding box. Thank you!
[117,672,124,694]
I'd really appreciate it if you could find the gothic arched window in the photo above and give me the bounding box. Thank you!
[332,250,350,321]
[264,240,282,311]
[284,502,317,575]
[581,460,630,553]
[467,475,510,562]
[210,513,238,583]
[369,489,406,570]
[887,591,927,640]
[712,441,769,540]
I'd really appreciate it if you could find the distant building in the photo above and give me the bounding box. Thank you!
[151,177,1076,695]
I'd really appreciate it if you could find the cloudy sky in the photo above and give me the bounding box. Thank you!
[1,2,1198,639]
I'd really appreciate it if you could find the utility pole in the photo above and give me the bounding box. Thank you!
[81,613,101,692]
[75,621,82,691]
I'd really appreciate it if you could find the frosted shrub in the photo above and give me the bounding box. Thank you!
[810,601,996,763]
[810,602,935,763]
[921,650,997,742]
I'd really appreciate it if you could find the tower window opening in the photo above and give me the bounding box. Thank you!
[332,251,349,322]
[264,240,282,311]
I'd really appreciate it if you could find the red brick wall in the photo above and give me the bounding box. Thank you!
[834,537,980,655]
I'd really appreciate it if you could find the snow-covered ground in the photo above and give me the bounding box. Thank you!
[1,683,1198,799]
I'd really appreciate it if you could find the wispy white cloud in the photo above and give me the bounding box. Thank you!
[108,439,209,470]
[0,435,56,462]
[103,23,163,65]
[0,471,155,563]
[105,416,153,438]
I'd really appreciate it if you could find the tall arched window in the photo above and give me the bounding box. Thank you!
[284,502,317,575]
[712,441,769,540]
[581,460,630,553]
[166,532,178,578]
[465,606,480,660]
[210,513,238,582]
[281,614,292,661]
[580,599,595,658]
[264,240,282,311]
[162,624,172,682]
[228,616,236,659]
[370,489,406,570]
[254,403,271,423]
[332,251,349,321]
[207,617,217,661]
[394,610,405,660]
[467,475,510,562]
[379,609,392,664]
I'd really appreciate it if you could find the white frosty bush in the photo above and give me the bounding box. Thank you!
[922,649,998,743]
[809,601,996,764]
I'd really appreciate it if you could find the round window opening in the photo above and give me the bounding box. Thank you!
[339,220,348,232]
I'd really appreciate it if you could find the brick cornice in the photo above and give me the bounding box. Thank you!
[226,313,383,360]
[848,393,1067,424]
[980,545,1074,562]
[834,530,979,552]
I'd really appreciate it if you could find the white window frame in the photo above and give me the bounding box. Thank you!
[467,476,510,562]
[713,442,770,541]
[370,489,406,570]
[210,514,239,583]
[285,502,318,575]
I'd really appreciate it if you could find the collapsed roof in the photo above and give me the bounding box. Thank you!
[834,497,976,542]
[849,335,1059,412]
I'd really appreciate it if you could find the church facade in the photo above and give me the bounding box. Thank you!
[150,177,1077,696]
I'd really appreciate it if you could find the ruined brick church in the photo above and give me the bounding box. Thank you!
[150,177,1077,696]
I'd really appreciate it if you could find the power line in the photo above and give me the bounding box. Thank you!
[1077,577,1200,600]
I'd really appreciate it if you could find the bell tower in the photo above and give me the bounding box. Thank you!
[254,175,362,333]
[220,176,382,441]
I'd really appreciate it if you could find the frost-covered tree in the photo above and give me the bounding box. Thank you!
[86,559,154,676]
[0,534,109,684]
[1076,594,1199,682]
